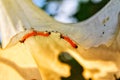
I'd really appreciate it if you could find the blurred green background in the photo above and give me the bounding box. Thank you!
[74,0,110,21]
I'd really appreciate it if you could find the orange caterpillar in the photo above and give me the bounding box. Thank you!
[20,30,50,43]
[20,30,77,48]
[60,34,78,48]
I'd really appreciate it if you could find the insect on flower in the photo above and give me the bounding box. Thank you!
[19,30,77,48]
[19,30,51,43]
[60,34,78,48]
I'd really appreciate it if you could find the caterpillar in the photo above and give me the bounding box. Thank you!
[19,30,50,43]
[60,34,78,48]
[19,30,78,48]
